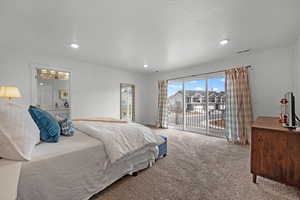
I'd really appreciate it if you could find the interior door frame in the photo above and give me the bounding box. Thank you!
[29,63,72,118]
[120,83,135,121]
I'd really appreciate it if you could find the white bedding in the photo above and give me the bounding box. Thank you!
[0,159,21,200]
[17,131,159,200]
[18,132,107,200]
[0,102,39,161]
[73,121,164,163]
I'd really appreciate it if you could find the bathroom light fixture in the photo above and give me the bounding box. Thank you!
[70,43,80,49]
[41,69,48,73]
[144,64,148,68]
[219,39,229,45]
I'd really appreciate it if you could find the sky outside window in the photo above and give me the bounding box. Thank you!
[208,77,225,92]
[168,77,225,96]
[168,82,183,97]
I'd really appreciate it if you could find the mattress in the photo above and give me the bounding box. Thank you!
[17,131,158,200]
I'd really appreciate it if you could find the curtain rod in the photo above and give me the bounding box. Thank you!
[167,65,251,81]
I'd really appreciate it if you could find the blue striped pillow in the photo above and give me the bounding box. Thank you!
[28,106,60,143]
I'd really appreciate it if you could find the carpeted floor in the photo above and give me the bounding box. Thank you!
[92,129,300,200]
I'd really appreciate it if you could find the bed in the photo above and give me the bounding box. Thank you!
[0,103,164,200]
[0,159,21,200]
[17,122,163,200]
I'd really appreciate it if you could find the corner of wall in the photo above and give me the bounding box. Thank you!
[292,35,300,114]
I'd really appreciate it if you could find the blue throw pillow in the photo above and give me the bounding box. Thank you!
[58,118,75,137]
[28,106,60,143]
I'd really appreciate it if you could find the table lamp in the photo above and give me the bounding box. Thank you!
[0,86,22,100]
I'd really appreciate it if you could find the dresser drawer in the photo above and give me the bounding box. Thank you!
[286,134,300,187]
[251,128,288,182]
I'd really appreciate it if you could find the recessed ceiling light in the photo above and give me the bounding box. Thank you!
[70,43,80,49]
[144,64,148,68]
[219,39,229,45]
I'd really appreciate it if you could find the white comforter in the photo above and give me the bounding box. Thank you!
[73,121,164,163]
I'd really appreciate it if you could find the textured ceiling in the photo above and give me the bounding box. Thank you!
[1,0,300,72]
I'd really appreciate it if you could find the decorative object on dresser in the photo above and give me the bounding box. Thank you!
[251,116,300,188]
[279,92,297,129]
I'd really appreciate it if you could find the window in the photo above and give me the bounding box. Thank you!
[167,74,226,138]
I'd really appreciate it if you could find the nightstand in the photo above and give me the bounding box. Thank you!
[0,159,21,200]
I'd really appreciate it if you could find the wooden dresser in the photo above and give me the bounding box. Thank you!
[251,116,300,188]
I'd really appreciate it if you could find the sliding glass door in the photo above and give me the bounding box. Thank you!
[167,81,184,129]
[167,73,226,138]
[207,77,226,137]
[184,79,207,133]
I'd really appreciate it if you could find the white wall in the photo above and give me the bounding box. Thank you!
[292,36,300,114]
[144,46,294,125]
[1,44,298,126]
[0,48,150,124]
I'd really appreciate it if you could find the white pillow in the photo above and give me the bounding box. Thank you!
[0,102,39,161]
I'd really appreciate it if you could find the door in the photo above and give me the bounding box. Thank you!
[207,77,226,137]
[38,85,53,110]
[167,74,226,138]
[36,68,71,119]
[184,79,207,133]
[167,81,184,129]
[120,84,135,121]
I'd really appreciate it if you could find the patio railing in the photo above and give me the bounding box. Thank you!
[168,103,226,138]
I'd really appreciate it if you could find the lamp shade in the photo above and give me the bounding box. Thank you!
[0,86,22,100]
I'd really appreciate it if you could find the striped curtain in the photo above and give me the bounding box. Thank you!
[157,80,168,128]
[225,67,253,145]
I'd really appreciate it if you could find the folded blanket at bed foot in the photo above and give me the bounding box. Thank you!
[73,121,165,163]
